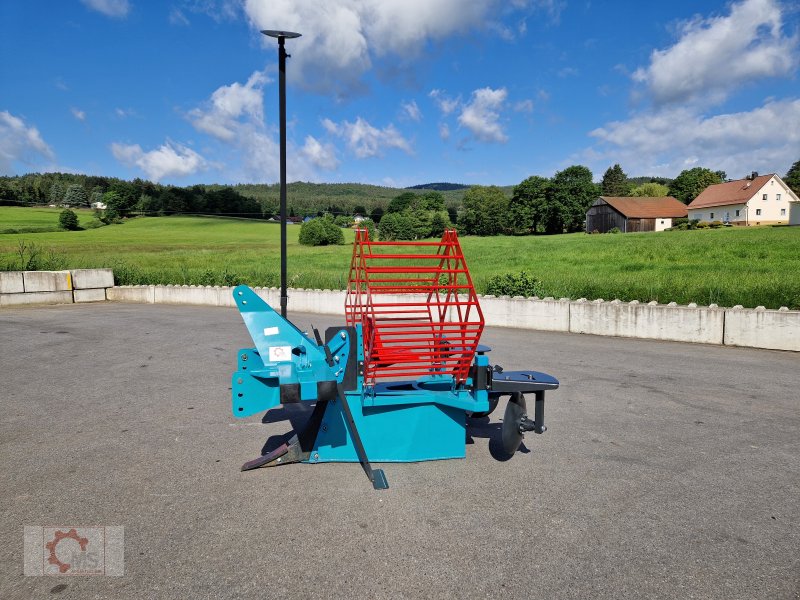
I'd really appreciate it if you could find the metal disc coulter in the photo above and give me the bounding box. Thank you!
[230,229,559,489]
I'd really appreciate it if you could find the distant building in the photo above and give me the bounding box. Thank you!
[91,201,107,210]
[585,196,688,233]
[687,172,799,226]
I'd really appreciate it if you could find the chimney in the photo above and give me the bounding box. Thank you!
[750,171,758,180]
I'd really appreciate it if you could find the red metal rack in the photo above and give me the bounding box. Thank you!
[345,229,484,386]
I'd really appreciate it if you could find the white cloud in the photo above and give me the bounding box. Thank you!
[71,108,86,122]
[439,122,451,141]
[169,8,190,26]
[80,0,130,18]
[588,98,800,178]
[0,111,54,175]
[187,72,322,181]
[301,136,339,170]
[529,0,566,23]
[323,116,412,158]
[242,0,552,96]
[188,70,268,141]
[633,0,799,106]
[111,141,208,181]
[401,100,422,122]
[180,0,240,22]
[514,99,534,113]
[458,87,508,143]
[115,107,138,118]
[429,89,460,115]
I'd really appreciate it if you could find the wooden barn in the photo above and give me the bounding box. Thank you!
[585,196,688,233]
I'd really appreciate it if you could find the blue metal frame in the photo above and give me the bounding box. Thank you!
[230,284,490,463]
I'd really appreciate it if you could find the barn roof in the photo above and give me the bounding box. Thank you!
[687,174,774,209]
[598,196,688,218]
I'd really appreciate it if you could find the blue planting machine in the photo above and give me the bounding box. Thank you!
[230,229,558,489]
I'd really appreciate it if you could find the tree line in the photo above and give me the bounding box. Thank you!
[4,159,799,237]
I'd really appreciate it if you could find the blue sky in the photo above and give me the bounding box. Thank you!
[1,0,799,187]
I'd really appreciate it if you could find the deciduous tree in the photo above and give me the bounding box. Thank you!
[459,186,509,236]
[507,176,550,234]
[669,167,723,204]
[630,182,670,197]
[378,212,415,240]
[543,166,598,234]
[387,192,416,213]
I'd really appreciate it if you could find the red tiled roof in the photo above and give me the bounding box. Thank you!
[687,174,774,209]
[599,196,688,218]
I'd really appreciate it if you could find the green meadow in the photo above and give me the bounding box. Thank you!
[1,207,798,309]
[0,206,96,233]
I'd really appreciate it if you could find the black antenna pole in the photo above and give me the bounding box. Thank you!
[262,29,301,318]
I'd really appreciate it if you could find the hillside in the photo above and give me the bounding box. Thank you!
[230,181,480,215]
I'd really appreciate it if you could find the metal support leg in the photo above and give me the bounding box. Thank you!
[336,384,389,490]
[533,391,547,434]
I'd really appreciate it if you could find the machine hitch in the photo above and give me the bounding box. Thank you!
[229,229,558,489]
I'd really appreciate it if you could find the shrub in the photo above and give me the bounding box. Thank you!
[334,215,354,228]
[673,217,688,227]
[298,217,344,246]
[58,209,79,231]
[696,221,709,229]
[608,227,621,234]
[709,220,723,229]
[379,212,416,240]
[485,271,542,297]
[355,218,377,240]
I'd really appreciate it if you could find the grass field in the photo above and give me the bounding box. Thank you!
[1,208,799,308]
[0,206,97,233]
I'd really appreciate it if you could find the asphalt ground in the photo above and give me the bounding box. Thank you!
[0,303,798,599]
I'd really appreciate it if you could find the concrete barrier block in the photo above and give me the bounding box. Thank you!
[0,272,24,294]
[107,286,155,303]
[0,290,74,306]
[74,288,107,303]
[217,286,237,308]
[154,285,222,306]
[724,308,800,352]
[70,268,114,289]
[254,287,280,308]
[569,301,724,345]
[480,296,570,331]
[23,271,72,292]
[287,288,346,315]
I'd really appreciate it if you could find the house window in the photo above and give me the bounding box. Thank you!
[762,194,768,201]
[777,193,781,201]
[710,212,714,219]
[781,208,786,216]
[735,209,740,217]
[756,209,762,216]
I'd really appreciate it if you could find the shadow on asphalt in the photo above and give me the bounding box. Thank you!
[253,404,530,462]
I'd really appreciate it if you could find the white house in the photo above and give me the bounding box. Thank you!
[687,172,799,226]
